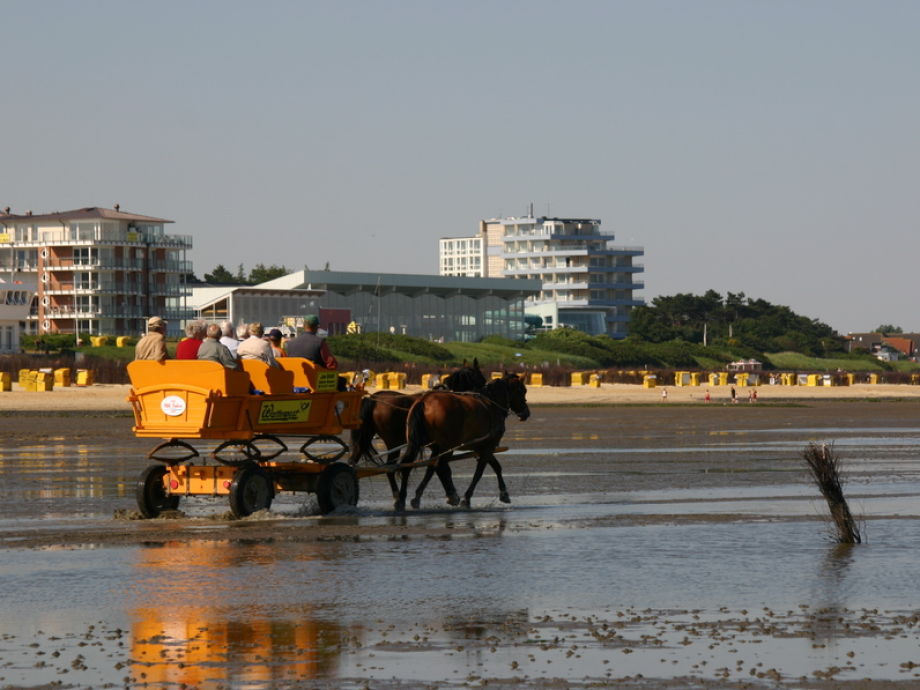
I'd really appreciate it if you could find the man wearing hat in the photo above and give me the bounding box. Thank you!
[284,315,337,369]
[135,316,169,361]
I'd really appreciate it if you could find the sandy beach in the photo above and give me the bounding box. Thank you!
[3,379,920,412]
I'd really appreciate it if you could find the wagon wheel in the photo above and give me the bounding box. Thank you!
[300,435,349,463]
[136,464,180,518]
[316,463,359,514]
[229,462,274,518]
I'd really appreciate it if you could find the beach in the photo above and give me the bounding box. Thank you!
[2,379,920,412]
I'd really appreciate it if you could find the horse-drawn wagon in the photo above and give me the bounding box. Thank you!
[127,358,530,519]
[128,358,376,518]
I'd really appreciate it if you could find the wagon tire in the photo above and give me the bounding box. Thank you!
[229,463,274,518]
[136,464,179,519]
[317,463,359,514]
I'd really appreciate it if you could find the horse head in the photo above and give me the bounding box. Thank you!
[442,358,487,392]
[485,372,530,421]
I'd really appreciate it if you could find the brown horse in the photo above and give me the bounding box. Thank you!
[349,362,487,506]
[396,373,530,511]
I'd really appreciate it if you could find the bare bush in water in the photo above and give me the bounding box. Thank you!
[803,442,862,544]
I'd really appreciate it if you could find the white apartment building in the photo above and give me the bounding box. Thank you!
[0,206,194,337]
[0,273,36,352]
[438,236,484,277]
[440,215,644,337]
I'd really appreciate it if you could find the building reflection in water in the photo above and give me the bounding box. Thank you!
[129,538,352,686]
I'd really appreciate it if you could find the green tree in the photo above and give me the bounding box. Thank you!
[875,324,903,335]
[248,263,290,284]
[203,264,241,284]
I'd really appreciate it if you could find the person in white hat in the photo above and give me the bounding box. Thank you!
[135,316,169,361]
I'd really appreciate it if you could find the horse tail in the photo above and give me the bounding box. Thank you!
[349,395,377,463]
[401,396,430,466]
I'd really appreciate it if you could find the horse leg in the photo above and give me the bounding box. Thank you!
[410,464,435,509]
[385,447,401,501]
[461,458,488,508]
[486,455,511,503]
[412,450,459,508]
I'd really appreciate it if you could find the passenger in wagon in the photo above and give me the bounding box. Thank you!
[266,328,285,359]
[284,315,337,369]
[198,323,240,369]
[175,320,206,359]
[237,322,280,368]
[134,316,168,361]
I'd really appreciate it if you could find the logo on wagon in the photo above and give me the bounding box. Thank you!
[160,395,187,417]
[258,399,312,424]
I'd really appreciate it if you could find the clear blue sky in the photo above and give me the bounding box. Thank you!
[3,1,918,334]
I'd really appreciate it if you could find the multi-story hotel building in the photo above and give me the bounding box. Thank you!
[438,235,484,277]
[0,206,193,337]
[440,215,644,337]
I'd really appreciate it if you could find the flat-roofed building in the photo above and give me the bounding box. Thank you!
[192,269,540,342]
[0,206,193,336]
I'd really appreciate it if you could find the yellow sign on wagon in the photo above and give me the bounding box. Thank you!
[316,371,338,392]
[258,399,312,424]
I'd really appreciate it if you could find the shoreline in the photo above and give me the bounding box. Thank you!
[2,381,920,412]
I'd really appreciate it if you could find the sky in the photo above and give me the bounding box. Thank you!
[2,0,918,335]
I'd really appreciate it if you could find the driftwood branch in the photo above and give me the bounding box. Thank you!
[803,442,861,544]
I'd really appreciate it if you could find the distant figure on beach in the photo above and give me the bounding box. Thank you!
[752,389,758,403]
[730,386,737,403]
[704,389,711,403]
[135,316,168,361]
[661,387,668,402]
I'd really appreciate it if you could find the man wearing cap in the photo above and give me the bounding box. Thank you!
[284,315,337,369]
[135,316,169,361]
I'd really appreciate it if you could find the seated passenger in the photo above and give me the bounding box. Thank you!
[237,322,279,368]
[176,320,206,359]
[266,328,285,359]
[219,321,239,358]
[198,323,240,369]
[284,315,337,369]
[135,316,169,361]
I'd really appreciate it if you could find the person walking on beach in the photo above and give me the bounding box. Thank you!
[704,389,711,403]
[730,386,737,404]
[661,387,668,402]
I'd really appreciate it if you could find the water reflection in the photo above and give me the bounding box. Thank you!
[807,543,858,644]
[129,539,352,686]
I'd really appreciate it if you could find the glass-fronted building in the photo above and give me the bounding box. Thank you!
[192,270,541,343]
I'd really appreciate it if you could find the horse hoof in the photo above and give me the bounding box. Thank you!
[460,498,470,508]
[410,498,421,509]
[499,492,511,504]
[446,493,460,506]
[394,501,406,512]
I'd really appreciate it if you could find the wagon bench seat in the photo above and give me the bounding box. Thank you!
[127,359,364,440]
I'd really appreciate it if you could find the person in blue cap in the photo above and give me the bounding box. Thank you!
[284,315,337,369]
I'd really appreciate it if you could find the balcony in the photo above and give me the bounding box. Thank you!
[43,258,146,271]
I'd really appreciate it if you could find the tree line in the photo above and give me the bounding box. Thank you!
[628,290,844,356]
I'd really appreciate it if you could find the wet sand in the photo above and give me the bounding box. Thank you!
[2,393,920,688]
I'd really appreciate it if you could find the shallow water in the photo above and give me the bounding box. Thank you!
[2,405,920,688]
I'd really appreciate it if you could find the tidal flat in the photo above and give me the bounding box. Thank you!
[2,402,920,688]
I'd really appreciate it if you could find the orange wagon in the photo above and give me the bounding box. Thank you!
[128,358,373,518]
